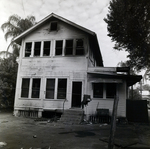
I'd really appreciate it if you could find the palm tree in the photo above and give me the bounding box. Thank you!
[1,14,36,57]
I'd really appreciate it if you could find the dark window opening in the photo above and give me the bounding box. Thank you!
[21,78,30,98]
[65,39,73,55]
[31,78,41,98]
[50,22,57,31]
[76,39,84,55]
[43,41,51,56]
[25,42,32,57]
[93,83,103,98]
[46,79,55,99]
[34,42,41,56]
[57,79,67,99]
[106,83,116,98]
[55,40,63,55]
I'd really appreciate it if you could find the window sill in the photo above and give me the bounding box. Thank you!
[19,98,41,100]
[44,99,67,101]
[92,98,114,100]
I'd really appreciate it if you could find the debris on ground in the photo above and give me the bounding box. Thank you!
[0,142,7,147]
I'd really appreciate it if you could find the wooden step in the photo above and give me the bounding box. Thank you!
[59,109,84,125]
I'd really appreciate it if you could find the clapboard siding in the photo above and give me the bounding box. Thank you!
[85,81,127,117]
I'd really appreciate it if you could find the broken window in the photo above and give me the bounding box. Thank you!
[46,79,55,99]
[43,41,51,56]
[76,39,84,55]
[106,83,116,98]
[25,42,32,57]
[93,83,103,98]
[31,78,41,98]
[57,79,67,99]
[34,42,41,56]
[21,78,30,98]
[50,22,57,31]
[55,40,63,55]
[65,39,73,55]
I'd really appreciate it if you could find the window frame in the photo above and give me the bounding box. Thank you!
[21,78,30,98]
[25,42,32,57]
[43,41,51,56]
[50,22,58,31]
[93,83,117,99]
[34,42,41,56]
[55,40,63,56]
[65,39,74,55]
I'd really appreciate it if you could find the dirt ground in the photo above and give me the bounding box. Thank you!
[0,111,150,149]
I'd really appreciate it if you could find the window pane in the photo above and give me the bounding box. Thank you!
[65,39,73,55]
[57,79,67,99]
[25,42,32,57]
[46,79,55,99]
[50,22,57,31]
[43,41,51,56]
[34,42,41,56]
[31,79,41,98]
[76,39,84,55]
[21,78,30,97]
[106,83,116,98]
[55,40,63,55]
[93,83,103,98]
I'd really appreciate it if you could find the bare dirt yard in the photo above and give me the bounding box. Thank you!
[0,110,150,149]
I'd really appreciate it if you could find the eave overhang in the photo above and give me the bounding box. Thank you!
[87,71,142,86]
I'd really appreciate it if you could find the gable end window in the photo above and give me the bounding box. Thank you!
[50,22,57,31]
[25,42,32,57]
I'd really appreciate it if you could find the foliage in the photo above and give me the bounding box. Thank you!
[142,84,150,91]
[117,61,136,75]
[1,14,36,56]
[0,56,18,106]
[104,0,150,71]
[0,14,36,107]
[129,87,142,100]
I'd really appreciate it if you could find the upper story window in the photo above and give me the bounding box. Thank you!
[43,41,51,56]
[76,39,84,55]
[50,22,58,31]
[25,42,32,57]
[34,42,41,56]
[55,40,63,55]
[65,39,73,55]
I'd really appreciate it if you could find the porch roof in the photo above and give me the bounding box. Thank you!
[87,72,142,86]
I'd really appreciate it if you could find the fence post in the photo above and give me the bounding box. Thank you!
[108,96,119,149]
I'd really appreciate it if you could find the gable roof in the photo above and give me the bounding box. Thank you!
[13,13,103,66]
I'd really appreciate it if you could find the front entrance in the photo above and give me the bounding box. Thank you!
[71,82,82,108]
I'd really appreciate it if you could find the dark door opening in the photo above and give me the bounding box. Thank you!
[72,82,82,108]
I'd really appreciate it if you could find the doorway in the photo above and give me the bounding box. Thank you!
[71,82,82,108]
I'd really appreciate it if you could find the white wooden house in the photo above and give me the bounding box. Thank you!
[13,13,142,119]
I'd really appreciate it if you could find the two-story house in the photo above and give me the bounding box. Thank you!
[13,13,142,119]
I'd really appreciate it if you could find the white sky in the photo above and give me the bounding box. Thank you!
[0,0,128,67]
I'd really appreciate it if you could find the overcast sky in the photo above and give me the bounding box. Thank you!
[0,0,128,67]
